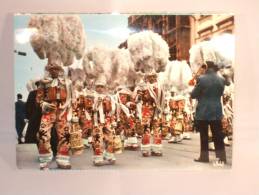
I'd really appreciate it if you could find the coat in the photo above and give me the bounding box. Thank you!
[25,90,42,143]
[15,100,26,137]
[191,69,227,121]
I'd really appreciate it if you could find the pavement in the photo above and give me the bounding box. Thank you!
[16,132,232,170]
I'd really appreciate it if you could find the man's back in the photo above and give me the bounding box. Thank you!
[15,99,26,120]
[191,69,225,120]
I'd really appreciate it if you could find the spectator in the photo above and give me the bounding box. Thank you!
[25,81,42,144]
[191,61,228,165]
[15,93,26,144]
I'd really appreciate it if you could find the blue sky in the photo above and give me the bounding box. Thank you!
[14,14,129,100]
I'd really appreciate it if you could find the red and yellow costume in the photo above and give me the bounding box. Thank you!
[92,90,117,166]
[36,69,72,169]
[135,79,163,157]
[168,95,192,143]
[116,88,138,150]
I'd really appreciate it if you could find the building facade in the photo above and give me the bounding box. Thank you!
[192,14,234,43]
[122,15,191,61]
[120,14,234,62]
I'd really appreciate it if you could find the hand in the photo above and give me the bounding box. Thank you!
[47,103,57,110]
[42,102,57,113]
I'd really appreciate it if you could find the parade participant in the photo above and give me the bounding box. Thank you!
[177,92,194,140]
[191,61,228,165]
[220,66,234,146]
[82,88,96,148]
[182,95,194,140]
[102,94,117,160]
[159,60,194,142]
[67,68,94,149]
[145,72,163,156]
[168,94,185,143]
[92,75,116,166]
[162,95,172,140]
[126,30,170,157]
[222,94,233,146]
[36,60,73,170]
[134,82,155,156]
[151,118,163,156]
[27,14,87,169]
[135,72,163,157]
[133,83,145,138]
[116,87,138,150]
[70,80,85,155]
[161,97,170,139]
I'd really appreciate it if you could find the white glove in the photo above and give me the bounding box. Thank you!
[42,102,57,113]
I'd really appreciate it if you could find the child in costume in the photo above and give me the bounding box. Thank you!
[92,75,117,166]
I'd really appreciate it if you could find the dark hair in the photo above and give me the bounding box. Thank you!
[206,61,215,67]
[17,93,22,100]
[35,81,40,87]
[206,61,219,71]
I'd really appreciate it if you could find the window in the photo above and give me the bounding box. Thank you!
[180,16,190,26]
[168,15,176,29]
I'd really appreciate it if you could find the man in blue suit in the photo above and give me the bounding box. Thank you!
[15,93,26,144]
[191,61,229,164]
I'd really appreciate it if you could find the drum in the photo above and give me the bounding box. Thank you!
[161,119,169,138]
[113,135,122,154]
[174,120,184,135]
[70,123,84,154]
[135,119,144,136]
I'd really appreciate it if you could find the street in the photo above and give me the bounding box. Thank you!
[16,132,232,170]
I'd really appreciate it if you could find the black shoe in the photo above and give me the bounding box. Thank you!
[194,158,209,163]
[219,159,227,164]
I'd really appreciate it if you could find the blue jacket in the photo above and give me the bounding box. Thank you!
[191,69,227,121]
[15,99,26,135]
[15,100,26,121]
